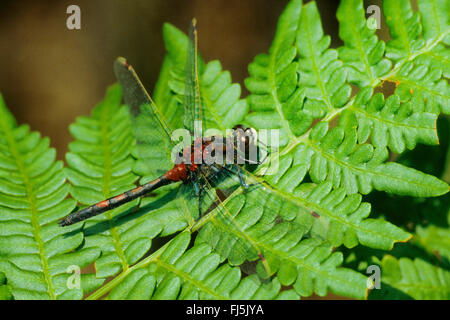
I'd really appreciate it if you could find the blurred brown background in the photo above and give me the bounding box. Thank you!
[0,0,384,160]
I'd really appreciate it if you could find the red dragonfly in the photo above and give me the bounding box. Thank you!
[58,19,327,277]
[58,19,260,227]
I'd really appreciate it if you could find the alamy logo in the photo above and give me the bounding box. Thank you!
[366,265,381,289]
[66,5,81,30]
[366,5,381,30]
[66,265,81,289]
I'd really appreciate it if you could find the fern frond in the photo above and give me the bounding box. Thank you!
[380,255,450,299]
[197,199,369,299]
[0,94,101,299]
[240,0,448,299]
[246,0,448,198]
[0,0,447,301]
[106,232,298,300]
[194,176,411,298]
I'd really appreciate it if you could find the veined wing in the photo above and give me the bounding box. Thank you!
[114,57,175,181]
[192,165,330,279]
[114,57,174,139]
[183,18,203,135]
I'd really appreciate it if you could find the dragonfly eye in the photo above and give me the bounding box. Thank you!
[233,126,257,147]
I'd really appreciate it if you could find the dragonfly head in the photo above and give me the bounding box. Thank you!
[232,125,258,164]
[232,125,257,147]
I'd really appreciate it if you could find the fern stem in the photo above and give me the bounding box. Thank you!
[154,259,228,299]
[86,265,133,300]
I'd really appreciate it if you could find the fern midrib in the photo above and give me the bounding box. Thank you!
[300,12,334,111]
[391,75,449,100]
[268,50,296,142]
[279,115,441,195]
[0,123,56,299]
[87,235,172,299]
[347,9,376,85]
[348,104,436,132]
[258,240,366,296]
[155,259,228,299]
[304,138,445,192]
[423,50,450,66]
[100,106,128,272]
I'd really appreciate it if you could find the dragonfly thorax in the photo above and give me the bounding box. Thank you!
[164,126,259,183]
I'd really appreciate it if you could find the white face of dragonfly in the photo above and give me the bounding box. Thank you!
[232,126,259,165]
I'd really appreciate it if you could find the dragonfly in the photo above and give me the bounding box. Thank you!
[58,18,328,278]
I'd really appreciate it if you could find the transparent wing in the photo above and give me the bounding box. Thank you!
[183,18,203,134]
[114,57,174,138]
[114,57,175,182]
[193,166,330,279]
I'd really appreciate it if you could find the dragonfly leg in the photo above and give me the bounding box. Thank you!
[236,165,250,189]
[256,149,270,165]
[236,146,270,165]
[198,186,203,217]
[216,164,251,189]
[193,179,203,217]
[254,143,271,165]
[193,179,200,195]
[210,165,220,173]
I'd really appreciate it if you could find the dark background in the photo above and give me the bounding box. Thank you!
[0,0,386,159]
